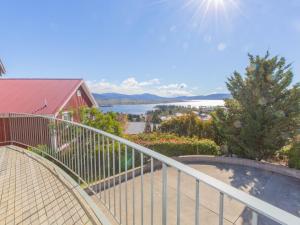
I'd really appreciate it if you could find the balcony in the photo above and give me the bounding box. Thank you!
[0,113,299,225]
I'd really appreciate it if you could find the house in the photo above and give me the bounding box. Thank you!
[199,113,211,121]
[0,78,97,121]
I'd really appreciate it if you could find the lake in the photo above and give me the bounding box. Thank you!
[100,100,224,114]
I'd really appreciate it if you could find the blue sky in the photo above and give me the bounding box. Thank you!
[1,0,300,96]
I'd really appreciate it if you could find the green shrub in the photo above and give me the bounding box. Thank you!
[80,107,123,136]
[288,142,300,169]
[127,132,220,157]
[160,113,216,140]
[148,140,220,157]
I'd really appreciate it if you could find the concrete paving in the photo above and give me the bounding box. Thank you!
[92,162,300,225]
[2,144,299,225]
[0,146,96,225]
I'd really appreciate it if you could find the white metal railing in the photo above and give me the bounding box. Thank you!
[0,113,299,225]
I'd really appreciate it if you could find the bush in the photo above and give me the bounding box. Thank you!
[127,132,220,157]
[80,107,123,136]
[160,113,216,140]
[288,142,300,169]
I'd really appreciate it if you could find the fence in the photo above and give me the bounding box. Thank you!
[0,113,299,225]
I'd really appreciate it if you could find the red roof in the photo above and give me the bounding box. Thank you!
[0,78,95,115]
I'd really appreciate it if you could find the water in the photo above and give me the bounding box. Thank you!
[100,100,224,114]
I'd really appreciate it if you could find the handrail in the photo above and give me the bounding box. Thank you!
[1,112,299,225]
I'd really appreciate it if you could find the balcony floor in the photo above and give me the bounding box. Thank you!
[0,146,95,225]
[91,161,300,225]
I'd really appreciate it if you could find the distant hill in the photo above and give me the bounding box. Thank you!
[93,93,231,105]
[175,93,231,100]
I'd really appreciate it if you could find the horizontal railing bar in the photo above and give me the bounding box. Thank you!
[3,113,300,225]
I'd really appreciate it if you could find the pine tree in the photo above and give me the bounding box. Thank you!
[144,120,152,133]
[215,52,300,160]
[153,124,157,132]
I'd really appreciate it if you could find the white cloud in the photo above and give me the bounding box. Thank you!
[139,78,160,86]
[217,42,227,51]
[121,77,139,89]
[87,77,193,97]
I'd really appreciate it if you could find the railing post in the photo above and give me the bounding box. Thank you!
[150,157,154,225]
[8,113,12,145]
[140,152,144,225]
[219,192,224,225]
[76,127,81,184]
[195,180,200,225]
[162,163,168,225]
[3,113,7,143]
[177,171,181,225]
[50,117,57,152]
[251,211,258,225]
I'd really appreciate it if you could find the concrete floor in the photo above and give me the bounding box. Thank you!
[1,144,299,225]
[92,162,300,225]
[0,146,96,225]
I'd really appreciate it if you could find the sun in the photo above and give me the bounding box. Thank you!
[183,0,241,29]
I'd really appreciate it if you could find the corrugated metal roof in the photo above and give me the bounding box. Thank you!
[0,78,83,115]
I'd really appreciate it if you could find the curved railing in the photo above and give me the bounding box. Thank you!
[0,113,299,225]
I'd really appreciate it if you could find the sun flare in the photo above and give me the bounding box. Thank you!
[183,0,241,29]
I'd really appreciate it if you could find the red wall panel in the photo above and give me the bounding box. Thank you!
[58,86,94,122]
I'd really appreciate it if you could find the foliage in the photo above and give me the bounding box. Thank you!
[288,141,300,169]
[213,52,300,160]
[127,114,143,122]
[144,120,152,133]
[127,132,220,157]
[80,107,123,136]
[153,124,157,132]
[160,112,216,139]
[149,110,162,124]
[150,105,198,115]
[27,145,48,156]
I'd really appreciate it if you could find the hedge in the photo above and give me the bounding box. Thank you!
[288,142,300,169]
[127,133,220,157]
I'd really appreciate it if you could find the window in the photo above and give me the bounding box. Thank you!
[62,111,73,121]
[77,90,81,96]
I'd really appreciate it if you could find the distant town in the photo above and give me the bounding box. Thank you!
[93,92,231,105]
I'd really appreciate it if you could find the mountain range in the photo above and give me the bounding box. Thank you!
[93,93,231,105]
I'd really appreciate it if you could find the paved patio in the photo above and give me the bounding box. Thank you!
[92,161,300,225]
[1,144,299,225]
[0,146,97,225]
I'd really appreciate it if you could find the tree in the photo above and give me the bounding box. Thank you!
[288,139,300,169]
[151,111,162,124]
[160,113,216,139]
[214,52,300,160]
[144,120,152,133]
[80,107,123,136]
